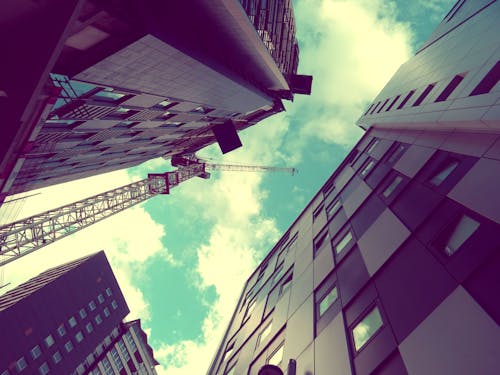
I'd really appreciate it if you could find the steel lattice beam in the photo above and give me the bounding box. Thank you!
[0,176,168,266]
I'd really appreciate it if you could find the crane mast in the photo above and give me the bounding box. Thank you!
[0,157,295,266]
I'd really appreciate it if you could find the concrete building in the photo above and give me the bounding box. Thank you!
[0,251,159,375]
[0,0,311,202]
[208,1,500,374]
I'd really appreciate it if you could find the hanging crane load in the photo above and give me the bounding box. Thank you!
[0,155,296,266]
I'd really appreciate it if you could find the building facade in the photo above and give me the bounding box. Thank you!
[208,1,500,374]
[0,251,158,375]
[1,0,311,201]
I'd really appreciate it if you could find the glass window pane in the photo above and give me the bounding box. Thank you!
[360,160,375,177]
[352,306,383,350]
[429,160,459,186]
[326,200,341,217]
[335,231,353,254]
[258,322,273,346]
[267,344,284,366]
[319,286,338,317]
[383,176,403,198]
[445,215,480,255]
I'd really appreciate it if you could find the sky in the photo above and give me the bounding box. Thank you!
[0,1,455,374]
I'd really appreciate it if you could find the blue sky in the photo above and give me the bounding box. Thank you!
[0,1,455,374]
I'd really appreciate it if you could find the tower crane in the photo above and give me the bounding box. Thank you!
[0,155,296,267]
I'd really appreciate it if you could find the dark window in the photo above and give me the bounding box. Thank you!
[159,122,184,128]
[351,305,384,351]
[376,98,389,113]
[396,90,415,109]
[369,101,381,114]
[385,95,400,111]
[428,159,460,186]
[90,89,126,103]
[313,204,324,221]
[114,121,139,129]
[364,104,374,115]
[365,138,380,154]
[315,272,341,335]
[313,230,329,257]
[280,272,293,296]
[384,142,409,165]
[154,111,176,121]
[154,99,178,110]
[435,74,465,102]
[191,106,214,114]
[434,214,480,256]
[326,199,342,218]
[360,158,375,178]
[470,60,500,96]
[332,228,355,256]
[412,84,435,106]
[104,107,139,120]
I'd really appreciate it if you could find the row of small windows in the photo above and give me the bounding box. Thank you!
[364,59,499,116]
[3,289,116,375]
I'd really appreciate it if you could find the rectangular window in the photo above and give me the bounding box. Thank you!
[435,74,465,102]
[376,99,389,113]
[397,90,415,109]
[111,300,118,310]
[385,95,400,111]
[313,230,329,256]
[319,286,338,317]
[44,334,55,348]
[79,308,87,319]
[75,331,84,343]
[155,99,178,110]
[57,324,66,337]
[352,306,384,351]
[443,214,480,256]
[360,159,375,177]
[86,322,94,333]
[89,300,96,311]
[91,89,125,103]
[369,101,381,114]
[38,362,50,375]
[364,104,374,115]
[385,143,409,165]
[257,321,273,347]
[428,159,459,186]
[382,175,403,198]
[243,299,257,322]
[223,342,234,362]
[104,307,110,317]
[366,138,380,154]
[105,287,112,296]
[191,106,214,114]
[280,273,293,296]
[470,60,500,96]
[64,341,74,353]
[334,231,354,255]
[95,314,103,325]
[326,199,341,218]
[98,294,105,304]
[31,345,42,359]
[412,83,435,106]
[52,351,62,364]
[16,357,27,372]
[313,204,324,221]
[267,343,284,367]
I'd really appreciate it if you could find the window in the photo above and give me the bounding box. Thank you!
[396,90,415,109]
[267,343,284,367]
[111,300,118,310]
[412,83,435,106]
[111,348,123,370]
[470,60,500,96]
[386,143,408,165]
[363,103,374,115]
[79,308,87,319]
[369,101,381,114]
[314,230,329,256]
[103,307,110,317]
[52,351,62,364]
[223,342,234,362]
[435,74,465,102]
[75,331,84,343]
[443,214,480,256]
[44,334,55,348]
[352,306,384,351]
[385,95,400,111]
[244,299,257,322]
[155,99,177,109]
[31,345,42,359]
[98,294,105,304]
[272,266,285,285]
[55,324,66,337]
[102,358,114,375]
[280,273,293,296]
[105,287,112,296]
[334,231,353,254]
[444,0,466,22]
[366,138,380,154]
[428,159,459,186]
[225,364,236,375]
[191,106,213,114]
[91,89,125,103]
[155,111,176,121]
[360,159,375,177]
[86,322,93,333]
[15,357,27,372]
[64,341,74,353]
[257,321,273,347]
[68,316,77,327]
[318,286,338,317]
[89,300,96,311]
[38,362,50,375]
[382,175,403,198]
[326,199,341,218]
[1,370,11,375]
[313,204,324,221]
[376,99,389,113]
[95,314,103,325]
